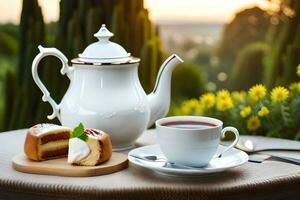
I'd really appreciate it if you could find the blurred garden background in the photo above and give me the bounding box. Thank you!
[0,0,300,140]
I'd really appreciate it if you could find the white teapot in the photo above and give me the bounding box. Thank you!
[32,24,183,150]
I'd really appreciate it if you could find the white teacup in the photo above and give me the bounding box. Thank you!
[155,116,239,167]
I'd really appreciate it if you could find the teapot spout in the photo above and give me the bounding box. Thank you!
[147,54,183,128]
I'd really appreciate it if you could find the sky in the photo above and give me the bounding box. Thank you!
[0,0,268,24]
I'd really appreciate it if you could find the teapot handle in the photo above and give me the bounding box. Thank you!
[31,45,73,122]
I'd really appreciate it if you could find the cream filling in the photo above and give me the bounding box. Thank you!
[67,138,90,164]
[39,140,69,152]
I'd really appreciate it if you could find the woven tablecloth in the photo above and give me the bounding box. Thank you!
[0,129,300,200]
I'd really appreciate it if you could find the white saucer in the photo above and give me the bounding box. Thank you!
[128,144,248,176]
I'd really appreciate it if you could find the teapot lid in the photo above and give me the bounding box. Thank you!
[77,24,132,64]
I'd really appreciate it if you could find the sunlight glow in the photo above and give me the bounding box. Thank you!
[145,0,269,22]
[0,0,269,24]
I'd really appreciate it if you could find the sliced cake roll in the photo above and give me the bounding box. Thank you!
[24,124,71,161]
[68,124,112,166]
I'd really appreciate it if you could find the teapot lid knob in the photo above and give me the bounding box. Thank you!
[94,24,114,41]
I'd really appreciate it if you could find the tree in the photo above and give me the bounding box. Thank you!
[264,0,300,87]
[218,7,270,74]
[2,0,45,130]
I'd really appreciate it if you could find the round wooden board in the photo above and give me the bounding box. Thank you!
[12,152,128,177]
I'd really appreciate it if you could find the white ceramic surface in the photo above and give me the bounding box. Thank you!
[128,144,248,177]
[31,25,183,150]
[155,116,239,167]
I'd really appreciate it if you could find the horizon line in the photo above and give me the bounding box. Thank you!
[0,18,227,25]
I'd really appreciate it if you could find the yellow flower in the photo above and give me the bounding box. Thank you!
[271,86,289,103]
[232,91,246,103]
[248,84,266,102]
[180,99,199,115]
[195,104,204,115]
[297,64,300,77]
[240,106,251,118]
[258,106,269,117]
[187,99,199,108]
[215,90,233,111]
[216,89,231,100]
[289,82,300,92]
[216,97,233,112]
[247,116,261,131]
[180,106,192,115]
[200,93,215,109]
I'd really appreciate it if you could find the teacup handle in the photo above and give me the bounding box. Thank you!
[216,127,239,158]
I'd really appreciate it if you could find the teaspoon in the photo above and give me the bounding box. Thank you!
[129,154,206,169]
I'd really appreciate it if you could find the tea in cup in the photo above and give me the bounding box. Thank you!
[155,116,239,167]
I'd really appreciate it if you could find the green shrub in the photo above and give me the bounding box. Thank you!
[0,32,18,55]
[171,62,206,103]
[0,24,18,39]
[230,42,268,90]
[174,72,300,140]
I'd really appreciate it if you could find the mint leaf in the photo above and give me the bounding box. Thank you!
[71,123,87,141]
[71,123,84,138]
[78,133,88,141]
